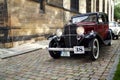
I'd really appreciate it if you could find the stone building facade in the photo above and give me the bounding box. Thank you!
[0,0,114,48]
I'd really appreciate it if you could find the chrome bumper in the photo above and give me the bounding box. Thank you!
[48,47,91,51]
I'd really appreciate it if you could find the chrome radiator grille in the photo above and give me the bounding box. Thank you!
[63,24,78,48]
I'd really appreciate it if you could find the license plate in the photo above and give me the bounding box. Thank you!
[74,46,85,54]
[61,51,70,57]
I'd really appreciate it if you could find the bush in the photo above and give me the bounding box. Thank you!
[113,60,120,80]
[114,4,120,21]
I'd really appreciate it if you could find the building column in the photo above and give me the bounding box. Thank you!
[108,0,112,21]
[108,0,115,21]
[79,0,86,13]
[99,0,103,12]
[105,0,108,13]
[91,0,96,12]
[111,0,114,21]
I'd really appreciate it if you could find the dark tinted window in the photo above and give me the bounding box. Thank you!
[98,14,107,23]
[70,0,79,12]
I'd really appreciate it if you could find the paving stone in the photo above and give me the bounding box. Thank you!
[14,76,22,79]
[51,76,58,80]
[0,40,119,80]
[5,78,13,80]
[58,78,67,80]
[27,79,34,80]
[80,78,90,80]
[90,78,99,80]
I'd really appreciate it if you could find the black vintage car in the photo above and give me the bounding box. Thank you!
[48,12,112,60]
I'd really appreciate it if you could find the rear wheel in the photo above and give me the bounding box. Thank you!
[49,40,61,59]
[89,38,99,61]
[116,35,119,39]
[107,30,112,46]
[111,31,115,40]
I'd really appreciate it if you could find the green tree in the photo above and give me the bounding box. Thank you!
[114,4,120,21]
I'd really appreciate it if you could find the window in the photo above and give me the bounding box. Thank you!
[0,0,8,26]
[47,0,63,7]
[98,14,106,23]
[70,0,79,12]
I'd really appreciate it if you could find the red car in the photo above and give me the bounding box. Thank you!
[48,12,112,60]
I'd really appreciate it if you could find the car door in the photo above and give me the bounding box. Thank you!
[96,13,108,39]
[102,13,109,39]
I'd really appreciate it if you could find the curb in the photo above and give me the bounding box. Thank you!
[107,43,120,80]
[0,40,49,59]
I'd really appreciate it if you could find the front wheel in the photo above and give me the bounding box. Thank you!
[49,40,61,59]
[89,38,99,61]
[116,35,119,39]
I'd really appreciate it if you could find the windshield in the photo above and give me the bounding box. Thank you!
[72,15,97,23]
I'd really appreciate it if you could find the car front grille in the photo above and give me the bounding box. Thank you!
[63,24,78,48]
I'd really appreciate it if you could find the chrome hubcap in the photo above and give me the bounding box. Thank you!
[93,39,99,59]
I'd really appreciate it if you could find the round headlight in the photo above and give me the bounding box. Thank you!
[56,29,62,37]
[76,27,85,35]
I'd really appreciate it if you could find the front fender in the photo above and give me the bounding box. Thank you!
[105,29,112,40]
[84,31,104,45]
[49,36,65,48]
[49,36,61,48]
[84,31,97,40]
[49,36,62,46]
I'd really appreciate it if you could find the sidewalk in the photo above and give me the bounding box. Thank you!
[0,40,50,59]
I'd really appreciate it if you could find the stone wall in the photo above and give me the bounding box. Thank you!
[1,0,76,48]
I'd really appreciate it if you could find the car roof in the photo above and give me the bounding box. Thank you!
[71,12,106,18]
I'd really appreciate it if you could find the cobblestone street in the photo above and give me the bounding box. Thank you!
[0,40,120,80]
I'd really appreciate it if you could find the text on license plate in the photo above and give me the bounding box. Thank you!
[74,46,85,54]
[61,51,70,57]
